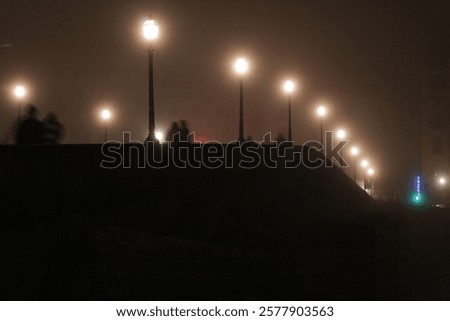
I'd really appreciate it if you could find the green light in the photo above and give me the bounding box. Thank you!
[409,192,426,207]
[408,176,426,207]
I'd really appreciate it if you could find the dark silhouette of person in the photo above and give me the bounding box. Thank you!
[42,113,64,144]
[179,120,191,143]
[166,122,181,143]
[276,133,286,143]
[16,104,44,145]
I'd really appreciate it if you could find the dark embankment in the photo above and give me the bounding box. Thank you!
[0,144,403,300]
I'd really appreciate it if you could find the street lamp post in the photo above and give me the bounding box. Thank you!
[437,176,448,204]
[336,129,347,169]
[14,85,26,123]
[317,106,327,146]
[234,58,249,142]
[350,146,360,181]
[283,80,295,142]
[367,168,375,196]
[101,109,112,142]
[143,19,159,142]
[361,159,369,191]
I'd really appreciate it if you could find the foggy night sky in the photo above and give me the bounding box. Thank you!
[0,0,449,190]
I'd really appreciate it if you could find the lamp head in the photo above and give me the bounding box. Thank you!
[234,58,249,75]
[351,147,359,156]
[143,19,159,40]
[14,85,26,98]
[317,105,327,117]
[361,159,369,168]
[101,109,112,121]
[283,80,295,94]
[336,129,347,140]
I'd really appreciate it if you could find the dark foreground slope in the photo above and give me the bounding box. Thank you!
[0,144,398,300]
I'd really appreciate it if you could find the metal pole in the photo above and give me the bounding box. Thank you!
[18,101,21,124]
[364,172,367,192]
[146,48,156,142]
[353,158,357,182]
[104,124,108,142]
[239,77,244,142]
[288,96,292,141]
[320,118,323,147]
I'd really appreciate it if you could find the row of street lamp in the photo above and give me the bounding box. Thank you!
[8,18,377,193]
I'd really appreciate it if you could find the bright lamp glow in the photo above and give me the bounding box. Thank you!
[14,85,26,98]
[143,19,159,40]
[367,168,375,176]
[336,129,347,140]
[101,109,112,121]
[361,159,369,168]
[317,106,327,117]
[351,147,359,156]
[234,58,249,75]
[155,131,163,142]
[438,177,447,186]
[283,80,295,94]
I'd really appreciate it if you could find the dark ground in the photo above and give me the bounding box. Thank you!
[0,144,449,300]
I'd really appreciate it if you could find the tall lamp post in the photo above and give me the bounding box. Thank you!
[361,159,369,191]
[143,19,159,142]
[336,129,347,169]
[14,85,26,123]
[101,109,112,142]
[234,57,249,142]
[317,106,327,146]
[283,80,295,142]
[437,176,447,204]
[350,146,360,181]
[367,168,375,196]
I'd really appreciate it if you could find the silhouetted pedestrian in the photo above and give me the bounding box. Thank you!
[43,112,64,144]
[16,104,44,145]
[276,133,286,143]
[166,122,181,143]
[179,120,191,143]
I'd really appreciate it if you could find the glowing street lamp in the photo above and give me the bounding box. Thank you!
[234,57,249,142]
[155,131,164,143]
[350,146,360,181]
[336,129,347,140]
[351,147,360,157]
[143,19,159,40]
[361,159,369,169]
[283,80,295,141]
[14,85,26,123]
[334,128,347,169]
[438,177,447,186]
[14,85,26,98]
[234,58,249,75]
[101,109,112,142]
[316,106,327,146]
[143,19,160,142]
